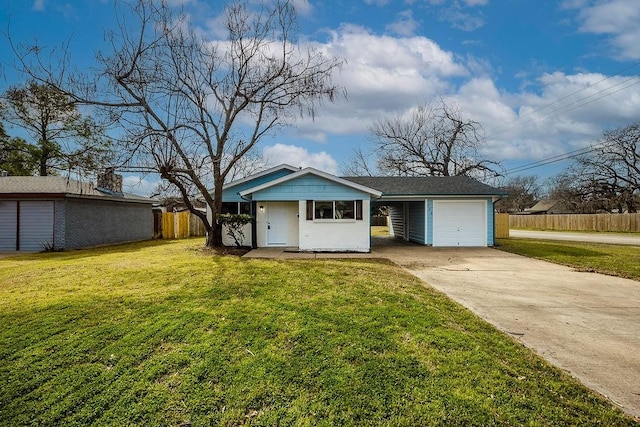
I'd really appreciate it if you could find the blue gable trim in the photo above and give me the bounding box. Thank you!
[222,169,295,203]
[252,175,372,201]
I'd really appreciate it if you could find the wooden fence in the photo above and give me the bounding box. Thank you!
[161,211,207,239]
[509,213,640,232]
[494,213,510,238]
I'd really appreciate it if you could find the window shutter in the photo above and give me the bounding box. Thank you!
[306,200,313,220]
[355,200,363,220]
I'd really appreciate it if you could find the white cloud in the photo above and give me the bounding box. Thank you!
[439,7,485,31]
[442,71,640,164]
[32,0,45,11]
[363,0,390,6]
[463,0,488,5]
[166,0,198,6]
[122,175,159,197]
[572,0,640,59]
[262,143,339,174]
[386,10,420,36]
[290,25,467,140]
[291,0,313,17]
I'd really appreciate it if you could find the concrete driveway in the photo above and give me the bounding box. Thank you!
[373,244,640,419]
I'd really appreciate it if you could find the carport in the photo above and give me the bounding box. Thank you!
[345,175,505,247]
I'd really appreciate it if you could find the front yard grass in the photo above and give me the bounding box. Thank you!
[497,238,640,280]
[1,239,636,426]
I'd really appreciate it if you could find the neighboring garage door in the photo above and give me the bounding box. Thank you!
[433,200,486,247]
[0,201,18,250]
[19,201,55,251]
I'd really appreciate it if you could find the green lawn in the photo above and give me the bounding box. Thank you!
[1,239,636,426]
[497,238,640,280]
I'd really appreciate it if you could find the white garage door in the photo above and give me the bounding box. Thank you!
[19,201,55,251]
[433,200,487,247]
[0,201,18,250]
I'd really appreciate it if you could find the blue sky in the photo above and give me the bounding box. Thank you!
[1,0,640,195]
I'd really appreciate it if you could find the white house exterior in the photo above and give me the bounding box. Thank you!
[237,167,381,252]
[209,165,505,251]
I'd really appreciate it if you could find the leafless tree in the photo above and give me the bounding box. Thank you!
[341,147,376,176]
[567,123,640,213]
[495,175,542,213]
[14,0,343,247]
[369,99,501,179]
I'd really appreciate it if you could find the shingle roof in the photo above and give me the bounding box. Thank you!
[0,176,155,203]
[342,175,506,196]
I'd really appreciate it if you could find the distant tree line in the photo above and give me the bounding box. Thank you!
[497,122,640,214]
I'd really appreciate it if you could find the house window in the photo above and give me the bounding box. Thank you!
[310,200,362,220]
[221,202,251,215]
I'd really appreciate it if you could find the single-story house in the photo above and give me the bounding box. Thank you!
[524,199,572,215]
[210,164,506,252]
[0,171,155,251]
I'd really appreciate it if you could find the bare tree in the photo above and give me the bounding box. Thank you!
[495,175,542,213]
[341,147,376,177]
[369,99,501,179]
[15,0,343,246]
[568,122,640,213]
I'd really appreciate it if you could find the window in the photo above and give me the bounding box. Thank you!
[221,202,251,215]
[314,201,334,219]
[308,200,363,220]
[335,200,354,219]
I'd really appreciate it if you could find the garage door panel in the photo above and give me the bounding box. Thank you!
[19,201,55,251]
[433,200,486,247]
[0,201,18,250]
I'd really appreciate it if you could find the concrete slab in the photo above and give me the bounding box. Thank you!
[243,247,373,259]
[374,245,640,419]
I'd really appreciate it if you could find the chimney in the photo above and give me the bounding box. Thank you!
[97,167,123,195]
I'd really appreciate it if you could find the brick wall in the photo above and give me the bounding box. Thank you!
[64,198,153,249]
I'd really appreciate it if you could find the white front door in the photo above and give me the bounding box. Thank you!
[266,203,287,245]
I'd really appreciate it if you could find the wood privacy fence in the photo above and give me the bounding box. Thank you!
[161,211,206,239]
[509,213,640,232]
[494,213,510,238]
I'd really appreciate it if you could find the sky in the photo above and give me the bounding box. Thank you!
[1,0,640,195]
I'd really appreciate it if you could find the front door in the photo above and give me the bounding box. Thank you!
[266,203,287,245]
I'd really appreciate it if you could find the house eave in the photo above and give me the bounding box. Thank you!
[209,164,300,195]
[239,167,383,198]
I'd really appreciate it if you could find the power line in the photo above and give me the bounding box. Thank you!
[487,61,640,177]
[484,60,640,139]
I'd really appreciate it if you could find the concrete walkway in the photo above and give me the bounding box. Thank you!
[510,229,640,246]
[374,245,640,419]
[243,247,374,259]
